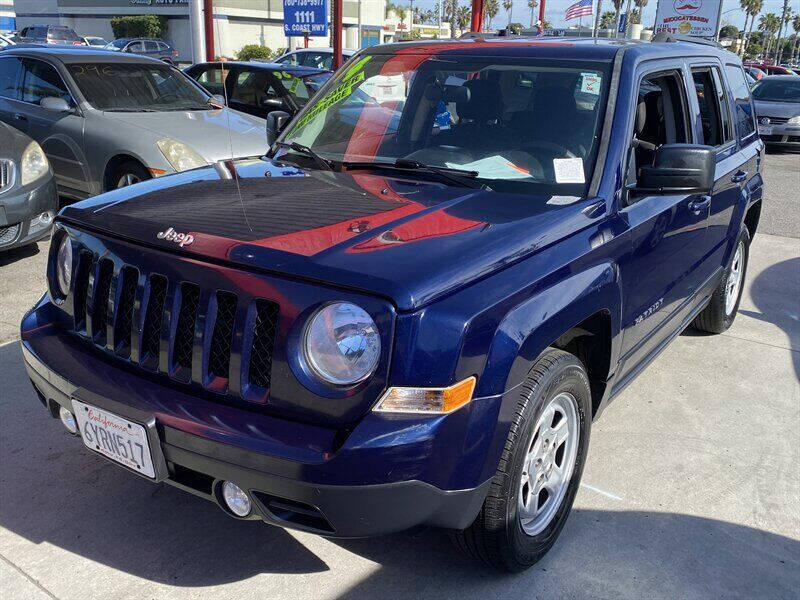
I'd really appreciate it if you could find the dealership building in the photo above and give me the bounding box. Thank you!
[10,0,393,58]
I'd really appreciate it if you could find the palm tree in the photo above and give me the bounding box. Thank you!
[444,0,458,38]
[503,0,514,25]
[457,5,472,31]
[744,0,763,58]
[484,0,500,30]
[775,1,792,62]
[633,0,648,27]
[600,10,616,29]
[527,0,538,28]
[612,0,625,38]
[759,12,781,58]
[791,14,800,63]
[739,0,752,56]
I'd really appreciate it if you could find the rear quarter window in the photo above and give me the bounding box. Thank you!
[725,64,757,140]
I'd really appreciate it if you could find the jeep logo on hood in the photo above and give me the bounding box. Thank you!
[157,227,194,247]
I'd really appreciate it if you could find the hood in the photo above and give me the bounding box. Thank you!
[0,122,34,159]
[103,108,267,162]
[753,100,800,119]
[59,159,598,310]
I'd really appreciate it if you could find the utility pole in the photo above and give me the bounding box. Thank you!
[333,0,343,69]
[357,0,362,49]
[203,0,214,61]
[593,0,602,38]
[189,0,205,64]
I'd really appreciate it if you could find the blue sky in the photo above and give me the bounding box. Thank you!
[401,0,795,30]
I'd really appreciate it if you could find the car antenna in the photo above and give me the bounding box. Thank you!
[214,17,253,232]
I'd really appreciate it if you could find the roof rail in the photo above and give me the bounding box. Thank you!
[651,32,721,48]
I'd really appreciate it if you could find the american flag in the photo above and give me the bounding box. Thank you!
[565,0,593,20]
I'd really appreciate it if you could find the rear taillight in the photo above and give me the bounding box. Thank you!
[172,50,178,57]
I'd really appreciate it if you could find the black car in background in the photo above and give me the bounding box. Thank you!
[104,38,179,64]
[185,61,331,120]
[0,122,58,251]
[15,25,85,46]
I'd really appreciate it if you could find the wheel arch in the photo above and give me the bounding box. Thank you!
[103,154,149,192]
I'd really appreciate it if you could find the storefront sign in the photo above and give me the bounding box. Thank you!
[653,0,721,38]
[283,0,329,37]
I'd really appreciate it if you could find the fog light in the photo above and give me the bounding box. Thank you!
[59,406,78,434]
[28,211,54,235]
[221,481,251,517]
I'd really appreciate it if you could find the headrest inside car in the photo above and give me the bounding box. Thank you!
[443,85,470,104]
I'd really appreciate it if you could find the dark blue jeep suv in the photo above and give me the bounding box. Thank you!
[21,35,763,571]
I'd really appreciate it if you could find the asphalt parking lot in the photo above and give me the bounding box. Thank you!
[0,152,798,599]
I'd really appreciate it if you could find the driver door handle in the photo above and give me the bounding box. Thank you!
[689,195,711,214]
[13,113,27,122]
[731,170,748,184]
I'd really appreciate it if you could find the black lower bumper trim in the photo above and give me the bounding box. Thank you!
[23,342,490,538]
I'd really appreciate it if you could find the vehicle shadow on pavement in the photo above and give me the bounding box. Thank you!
[331,509,799,599]
[738,256,800,375]
[0,243,40,268]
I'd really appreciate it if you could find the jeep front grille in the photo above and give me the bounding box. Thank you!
[73,254,280,402]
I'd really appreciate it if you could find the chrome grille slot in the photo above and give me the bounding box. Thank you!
[114,266,138,358]
[208,291,237,381]
[141,274,167,368]
[171,282,200,377]
[91,259,114,345]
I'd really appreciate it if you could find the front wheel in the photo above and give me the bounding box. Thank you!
[692,228,750,334]
[453,348,592,572]
[111,160,150,191]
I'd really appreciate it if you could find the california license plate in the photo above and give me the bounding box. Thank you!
[72,400,155,478]
[758,125,773,136]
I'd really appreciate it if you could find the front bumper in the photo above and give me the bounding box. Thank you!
[0,175,58,251]
[21,301,495,537]
[759,123,800,145]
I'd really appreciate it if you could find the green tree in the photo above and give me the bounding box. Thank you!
[775,0,793,62]
[236,44,272,61]
[457,4,472,30]
[759,12,781,58]
[791,15,800,63]
[719,24,740,38]
[629,8,641,25]
[600,10,616,29]
[484,0,500,30]
[110,15,167,39]
[528,0,538,28]
[743,0,763,58]
[503,0,514,24]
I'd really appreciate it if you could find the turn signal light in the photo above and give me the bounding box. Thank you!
[373,376,476,414]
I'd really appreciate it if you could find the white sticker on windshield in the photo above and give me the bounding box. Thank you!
[553,157,585,184]
[580,72,602,95]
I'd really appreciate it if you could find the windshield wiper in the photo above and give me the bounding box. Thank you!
[343,158,488,190]
[274,141,333,171]
[105,108,158,113]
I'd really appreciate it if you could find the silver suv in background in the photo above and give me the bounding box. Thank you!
[104,38,179,64]
[15,25,85,46]
[0,47,267,199]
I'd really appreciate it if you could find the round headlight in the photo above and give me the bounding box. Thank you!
[304,302,381,386]
[55,235,73,296]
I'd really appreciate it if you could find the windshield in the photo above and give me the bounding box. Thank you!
[280,54,612,196]
[68,63,211,111]
[752,79,800,103]
[106,39,127,50]
[48,28,80,42]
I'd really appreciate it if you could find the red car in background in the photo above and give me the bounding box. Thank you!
[744,62,796,76]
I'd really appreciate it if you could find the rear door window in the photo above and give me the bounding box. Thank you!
[144,41,159,53]
[691,67,733,147]
[20,59,71,105]
[0,56,22,99]
[127,41,145,53]
[193,65,228,96]
[725,64,757,141]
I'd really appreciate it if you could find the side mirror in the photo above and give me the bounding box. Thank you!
[636,144,715,195]
[266,110,291,146]
[210,94,226,107]
[40,97,71,112]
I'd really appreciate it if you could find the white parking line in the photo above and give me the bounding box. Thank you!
[580,483,624,501]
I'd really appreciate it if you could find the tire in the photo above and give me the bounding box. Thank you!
[692,228,750,334]
[111,160,150,191]
[453,348,592,572]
